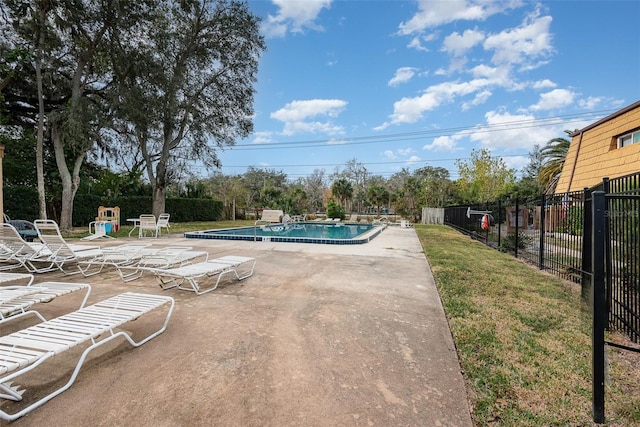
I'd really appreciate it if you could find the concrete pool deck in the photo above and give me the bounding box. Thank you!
[2,226,473,426]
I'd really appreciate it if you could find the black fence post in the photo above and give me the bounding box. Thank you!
[602,178,611,325]
[498,199,502,248]
[582,188,593,300]
[592,191,606,424]
[539,194,545,270]
[514,197,519,258]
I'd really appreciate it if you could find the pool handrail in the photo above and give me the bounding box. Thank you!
[254,219,271,241]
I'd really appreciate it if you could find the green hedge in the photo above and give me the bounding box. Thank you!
[3,187,223,226]
[75,196,223,226]
[4,185,40,221]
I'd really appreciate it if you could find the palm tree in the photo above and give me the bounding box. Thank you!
[366,185,390,217]
[538,132,573,194]
[331,178,353,211]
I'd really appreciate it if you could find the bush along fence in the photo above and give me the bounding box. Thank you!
[445,171,640,423]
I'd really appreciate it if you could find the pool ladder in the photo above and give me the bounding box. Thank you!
[254,219,270,242]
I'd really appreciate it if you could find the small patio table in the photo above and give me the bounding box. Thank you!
[127,218,141,237]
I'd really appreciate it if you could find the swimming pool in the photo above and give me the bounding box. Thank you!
[185,222,384,245]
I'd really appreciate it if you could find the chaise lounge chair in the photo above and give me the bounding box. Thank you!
[0,292,174,421]
[114,246,209,282]
[145,255,256,295]
[0,223,59,273]
[0,272,34,286]
[76,242,152,277]
[0,281,91,324]
[34,220,105,275]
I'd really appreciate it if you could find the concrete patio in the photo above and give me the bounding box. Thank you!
[1,226,472,426]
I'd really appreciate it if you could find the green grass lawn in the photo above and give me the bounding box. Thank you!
[66,219,256,239]
[415,224,640,426]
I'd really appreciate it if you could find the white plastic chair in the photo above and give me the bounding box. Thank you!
[138,214,157,238]
[82,221,115,241]
[156,213,170,236]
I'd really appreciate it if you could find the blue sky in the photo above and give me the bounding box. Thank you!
[211,0,640,182]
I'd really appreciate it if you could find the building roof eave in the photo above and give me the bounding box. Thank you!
[570,100,640,137]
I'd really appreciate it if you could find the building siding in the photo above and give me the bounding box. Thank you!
[556,101,640,193]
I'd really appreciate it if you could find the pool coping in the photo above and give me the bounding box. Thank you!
[184,222,386,245]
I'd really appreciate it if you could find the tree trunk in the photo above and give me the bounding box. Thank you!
[51,125,84,230]
[151,159,167,217]
[152,185,166,217]
[35,2,47,220]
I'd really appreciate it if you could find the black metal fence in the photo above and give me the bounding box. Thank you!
[590,178,640,423]
[444,190,587,285]
[593,176,640,342]
[444,172,640,342]
[443,172,640,424]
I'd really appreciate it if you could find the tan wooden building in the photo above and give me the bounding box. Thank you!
[556,100,640,193]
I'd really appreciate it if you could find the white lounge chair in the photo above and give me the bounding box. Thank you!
[0,272,34,286]
[147,255,256,295]
[0,281,91,324]
[0,292,174,421]
[115,246,209,282]
[76,243,152,277]
[0,223,59,273]
[33,220,105,275]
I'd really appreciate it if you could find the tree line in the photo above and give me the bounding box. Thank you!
[175,139,570,222]
[1,0,265,229]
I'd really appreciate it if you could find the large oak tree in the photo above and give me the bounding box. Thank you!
[110,0,265,216]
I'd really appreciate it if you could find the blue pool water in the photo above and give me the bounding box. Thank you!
[185,222,383,245]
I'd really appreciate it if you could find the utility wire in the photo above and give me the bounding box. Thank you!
[223,109,610,151]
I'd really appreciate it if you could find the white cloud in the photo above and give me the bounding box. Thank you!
[251,131,276,144]
[262,0,332,38]
[398,0,521,34]
[388,67,419,87]
[384,150,397,159]
[483,13,554,66]
[529,88,574,111]
[468,110,564,151]
[532,79,556,89]
[462,90,492,110]
[407,36,429,52]
[504,155,529,173]
[578,96,604,110]
[469,64,509,81]
[442,29,485,56]
[423,135,459,151]
[377,78,494,128]
[271,99,347,136]
[398,147,416,156]
[407,155,421,164]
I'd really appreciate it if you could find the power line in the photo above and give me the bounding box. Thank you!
[216,153,526,170]
[223,109,610,151]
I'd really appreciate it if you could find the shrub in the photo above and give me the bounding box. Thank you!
[499,232,533,252]
[327,201,345,220]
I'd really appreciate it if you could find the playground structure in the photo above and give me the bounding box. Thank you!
[95,206,120,233]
